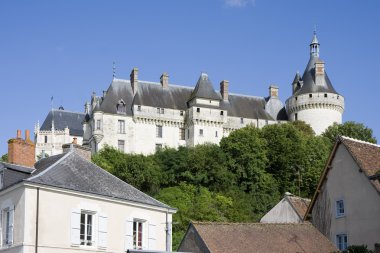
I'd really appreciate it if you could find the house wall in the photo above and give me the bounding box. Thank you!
[312,144,380,250]
[1,185,172,253]
[260,198,302,223]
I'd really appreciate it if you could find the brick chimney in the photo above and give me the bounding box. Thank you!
[269,85,279,98]
[130,67,139,95]
[314,60,325,86]
[220,80,229,101]
[160,72,169,88]
[62,142,91,161]
[8,130,35,167]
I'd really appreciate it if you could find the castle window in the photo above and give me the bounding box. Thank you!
[295,97,298,101]
[118,120,125,134]
[240,118,244,124]
[295,113,298,121]
[199,129,203,136]
[155,144,162,152]
[196,108,200,113]
[96,120,101,130]
[137,105,141,111]
[180,111,184,116]
[187,129,190,138]
[179,128,185,140]
[117,100,126,114]
[157,108,160,113]
[336,200,345,217]
[118,140,125,152]
[324,93,327,98]
[215,131,218,137]
[337,95,340,99]
[161,108,164,114]
[157,108,165,114]
[309,94,312,98]
[220,111,224,116]
[44,136,48,143]
[156,125,163,138]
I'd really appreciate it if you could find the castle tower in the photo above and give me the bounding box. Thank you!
[285,32,345,135]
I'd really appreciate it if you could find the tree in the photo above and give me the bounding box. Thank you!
[322,121,377,144]
[290,120,315,136]
[92,146,163,195]
[0,154,8,162]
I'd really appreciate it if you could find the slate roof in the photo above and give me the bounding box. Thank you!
[188,73,221,102]
[179,222,337,253]
[94,75,279,121]
[305,136,380,219]
[293,56,338,96]
[0,162,34,190]
[27,151,174,210]
[40,109,85,136]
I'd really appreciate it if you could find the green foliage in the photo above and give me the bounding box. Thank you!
[323,121,377,144]
[92,145,162,195]
[36,152,49,161]
[333,245,374,253]
[0,154,8,162]
[290,120,315,136]
[156,183,241,250]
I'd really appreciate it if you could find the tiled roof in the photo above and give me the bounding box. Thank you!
[26,151,175,210]
[340,136,380,192]
[181,222,337,253]
[286,195,311,219]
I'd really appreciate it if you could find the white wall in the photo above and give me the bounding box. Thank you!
[260,198,302,223]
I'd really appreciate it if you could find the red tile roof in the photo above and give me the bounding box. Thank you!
[188,222,337,253]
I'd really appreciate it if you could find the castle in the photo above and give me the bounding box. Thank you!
[35,32,345,156]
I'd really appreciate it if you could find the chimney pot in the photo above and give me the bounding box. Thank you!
[72,137,78,144]
[8,129,35,167]
[220,80,229,101]
[160,72,169,88]
[130,67,139,94]
[17,130,22,139]
[269,85,279,98]
[25,130,31,142]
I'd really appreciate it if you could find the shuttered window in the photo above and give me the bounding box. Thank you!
[1,206,14,246]
[98,214,108,248]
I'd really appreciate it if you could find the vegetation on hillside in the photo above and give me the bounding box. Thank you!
[92,120,376,249]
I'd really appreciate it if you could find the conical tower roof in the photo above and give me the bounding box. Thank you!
[188,73,221,101]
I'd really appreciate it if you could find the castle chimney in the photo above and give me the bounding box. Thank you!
[160,72,169,88]
[269,85,279,98]
[315,60,325,86]
[130,67,139,95]
[8,130,35,167]
[220,80,229,101]
[62,143,91,161]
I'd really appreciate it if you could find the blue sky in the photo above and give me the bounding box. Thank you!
[0,0,379,155]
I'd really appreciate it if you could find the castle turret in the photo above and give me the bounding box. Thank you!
[285,32,345,135]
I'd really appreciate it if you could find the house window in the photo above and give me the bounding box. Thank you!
[220,111,224,115]
[80,212,94,246]
[2,208,14,246]
[133,220,144,249]
[155,144,163,152]
[156,125,163,138]
[118,120,125,134]
[117,101,126,114]
[118,140,125,152]
[137,105,141,111]
[179,128,185,140]
[44,135,48,143]
[336,200,345,217]
[96,120,101,130]
[240,118,244,124]
[199,129,203,136]
[336,234,348,251]
[180,111,184,116]
[196,108,200,113]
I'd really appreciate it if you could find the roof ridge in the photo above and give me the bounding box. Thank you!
[139,80,193,90]
[340,136,380,148]
[52,109,85,115]
[228,92,265,100]
[192,221,310,226]
[27,152,72,180]
[0,161,35,170]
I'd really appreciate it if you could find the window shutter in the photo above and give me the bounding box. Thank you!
[8,206,14,245]
[98,213,107,249]
[70,209,81,245]
[148,222,157,250]
[124,220,133,250]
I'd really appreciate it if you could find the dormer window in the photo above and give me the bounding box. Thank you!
[117,100,126,114]
[309,94,313,98]
[196,108,200,113]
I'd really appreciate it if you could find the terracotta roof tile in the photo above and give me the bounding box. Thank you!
[190,222,337,253]
[286,195,311,219]
[341,136,380,192]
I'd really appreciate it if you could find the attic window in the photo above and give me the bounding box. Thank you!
[117,100,126,114]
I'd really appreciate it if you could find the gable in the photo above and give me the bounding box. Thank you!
[260,198,302,223]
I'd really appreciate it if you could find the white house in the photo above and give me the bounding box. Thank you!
[305,136,380,251]
[0,133,176,253]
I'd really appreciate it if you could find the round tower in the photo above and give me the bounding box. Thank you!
[285,32,345,135]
